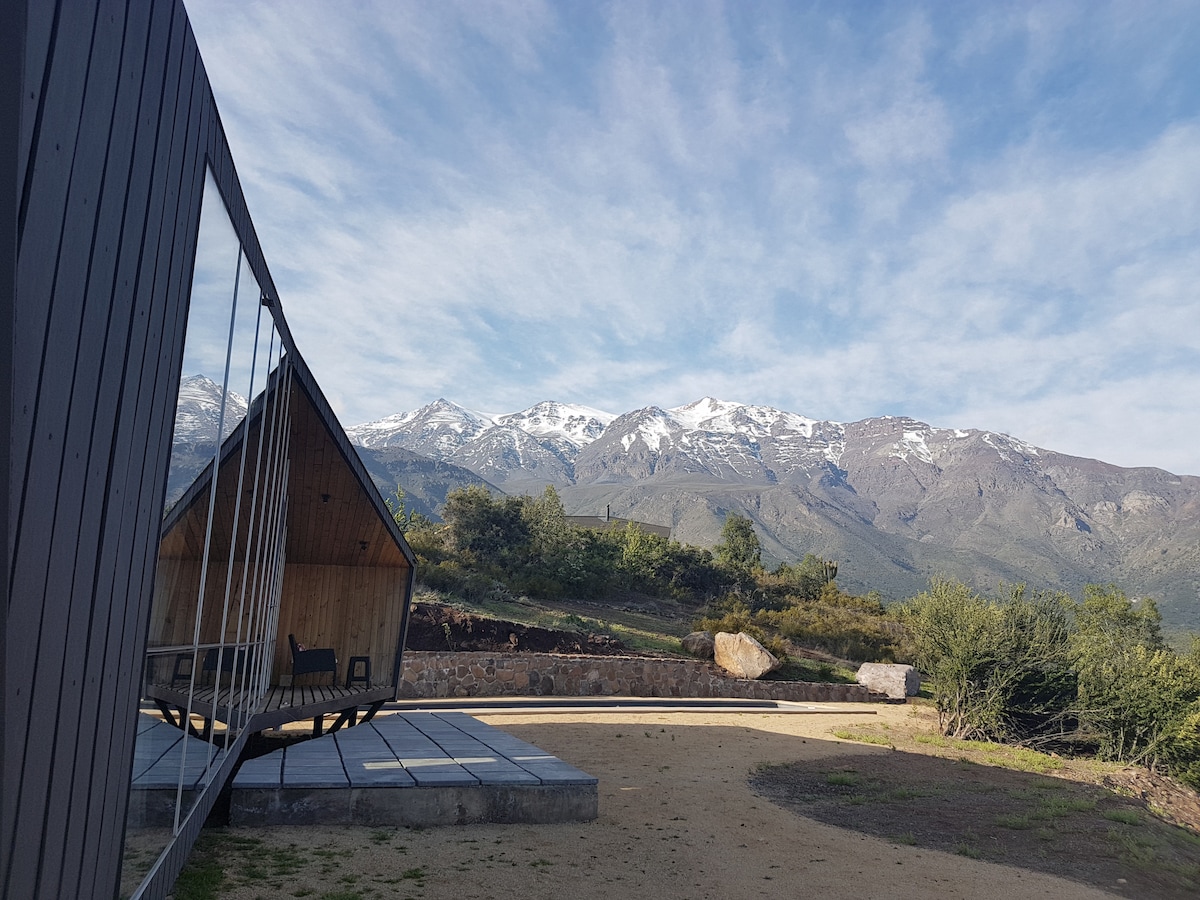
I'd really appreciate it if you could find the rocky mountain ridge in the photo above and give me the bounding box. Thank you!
[170,384,1200,631]
[344,398,1200,631]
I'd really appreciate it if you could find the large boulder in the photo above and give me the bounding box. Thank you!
[856,663,920,700]
[714,632,780,679]
[681,630,715,659]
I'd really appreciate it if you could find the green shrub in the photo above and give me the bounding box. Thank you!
[1071,586,1200,777]
[764,598,907,662]
[899,580,1073,741]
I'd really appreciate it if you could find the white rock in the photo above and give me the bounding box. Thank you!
[714,632,780,679]
[856,663,920,700]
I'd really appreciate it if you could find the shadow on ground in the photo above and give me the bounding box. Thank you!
[751,751,1200,900]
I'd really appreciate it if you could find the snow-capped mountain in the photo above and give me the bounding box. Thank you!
[347,400,616,490]
[166,374,250,507]
[575,398,848,484]
[343,396,1200,631]
[172,374,248,444]
[344,395,1063,489]
[167,382,1200,630]
[496,401,614,451]
[344,398,492,456]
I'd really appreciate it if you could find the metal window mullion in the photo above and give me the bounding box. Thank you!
[230,326,277,727]
[256,462,288,699]
[249,358,291,705]
[259,363,293,690]
[242,345,287,722]
[218,301,268,736]
[262,504,288,695]
[255,364,292,697]
[203,249,256,773]
[173,243,243,832]
[241,353,284,720]
[261,499,286,694]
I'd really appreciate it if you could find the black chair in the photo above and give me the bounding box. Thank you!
[201,647,252,685]
[288,634,337,684]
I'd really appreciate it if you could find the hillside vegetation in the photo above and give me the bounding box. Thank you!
[397,486,1200,787]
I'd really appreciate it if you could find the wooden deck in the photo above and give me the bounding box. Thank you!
[145,681,396,733]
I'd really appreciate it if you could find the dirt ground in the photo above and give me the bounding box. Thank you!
[177,703,1200,900]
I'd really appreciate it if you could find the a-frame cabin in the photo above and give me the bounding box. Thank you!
[144,359,416,736]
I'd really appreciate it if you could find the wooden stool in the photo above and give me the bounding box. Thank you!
[346,656,371,689]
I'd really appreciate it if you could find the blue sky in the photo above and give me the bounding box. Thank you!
[185,1,1200,475]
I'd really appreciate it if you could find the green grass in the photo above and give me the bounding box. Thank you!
[417,590,690,653]
[956,740,1062,774]
[171,859,224,900]
[995,813,1035,829]
[767,657,858,683]
[1034,797,1097,819]
[882,787,925,802]
[830,727,894,747]
[1105,809,1144,826]
[912,733,951,748]
[826,771,861,786]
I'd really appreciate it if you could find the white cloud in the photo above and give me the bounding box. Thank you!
[183,0,1200,474]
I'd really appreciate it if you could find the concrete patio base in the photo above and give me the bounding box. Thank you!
[231,782,597,827]
[230,711,597,826]
[128,715,228,828]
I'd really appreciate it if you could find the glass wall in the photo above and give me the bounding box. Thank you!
[121,169,293,896]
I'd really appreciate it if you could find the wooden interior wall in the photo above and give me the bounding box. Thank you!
[151,559,407,690]
[153,374,413,689]
[3,3,216,898]
[148,560,270,650]
[273,564,407,688]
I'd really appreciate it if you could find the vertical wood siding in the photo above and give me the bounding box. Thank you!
[272,564,406,688]
[4,2,208,897]
[4,3,416,897]
[0,0,18,890]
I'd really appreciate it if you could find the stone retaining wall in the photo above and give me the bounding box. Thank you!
[399,652,874,703]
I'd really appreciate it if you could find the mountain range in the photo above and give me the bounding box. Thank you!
[345,397,1200,632]
[169,379,1200,632]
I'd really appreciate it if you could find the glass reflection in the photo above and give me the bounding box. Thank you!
[122,169,293,897]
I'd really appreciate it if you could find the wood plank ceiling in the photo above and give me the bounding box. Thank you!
[160,377,409,570]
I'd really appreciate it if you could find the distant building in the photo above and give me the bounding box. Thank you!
[565,506,672,539]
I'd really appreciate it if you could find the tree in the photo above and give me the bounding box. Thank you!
[774,554,839,602]
[523,486,568,564]
[518,486,611,596]
[441,484,529,567]
[714,512,762,574]
[900,580,1073,740]
[385,485,431,534]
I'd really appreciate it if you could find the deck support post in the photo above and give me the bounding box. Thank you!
[360,700,385,725]
[155,700,180,729]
